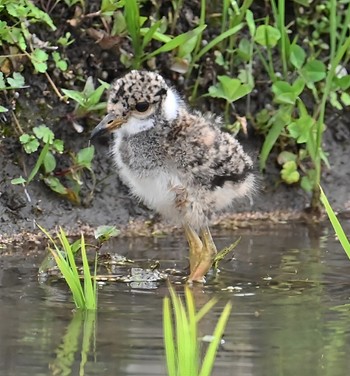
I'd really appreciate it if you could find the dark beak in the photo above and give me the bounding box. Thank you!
[90,113,125,139]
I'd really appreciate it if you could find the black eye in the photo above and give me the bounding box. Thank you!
[135,102,149,112]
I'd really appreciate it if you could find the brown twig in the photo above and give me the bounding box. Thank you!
[11,110,24,135]
[44,71,67,102]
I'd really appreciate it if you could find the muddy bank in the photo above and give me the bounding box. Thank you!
[0,1,350,239]
[1,121,349,240]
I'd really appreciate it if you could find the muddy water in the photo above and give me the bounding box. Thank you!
[1,222,350,376]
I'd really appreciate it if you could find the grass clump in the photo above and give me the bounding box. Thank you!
[39,225,98,310]
[163,285,231,376]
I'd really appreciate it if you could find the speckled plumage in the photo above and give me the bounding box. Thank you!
[91,70,256,282]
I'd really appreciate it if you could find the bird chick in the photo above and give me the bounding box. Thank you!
[91,70,255,282]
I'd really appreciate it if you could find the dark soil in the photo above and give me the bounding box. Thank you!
[1,1,350,240]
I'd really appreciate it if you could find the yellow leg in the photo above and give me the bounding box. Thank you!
[200,225,218,262]
[184,224,203,276]
[184,224,218,283]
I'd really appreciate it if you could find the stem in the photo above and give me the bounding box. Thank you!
[311,35,350,210]
[186,0,206,81]
[44,72,67,102]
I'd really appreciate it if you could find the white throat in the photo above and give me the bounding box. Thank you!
[120,117,155,135]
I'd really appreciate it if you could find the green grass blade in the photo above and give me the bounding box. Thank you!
[329,0,337,63]
[196,298,218,323]
[199,302,232,376]
[195,23,244,62]
[59,228,81,283]
[259,106,292,170]
[185,287,199,375]
[124,0,142,66]
[163,297,177,376]
[141,19,162,50]
[49,247,85,308]
[38,224,85,308]
[146,25,206,60]
[81,234,97,310]
[320,187,350,259]
[27,141,50,183]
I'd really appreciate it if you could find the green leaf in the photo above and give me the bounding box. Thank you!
[272,81,299,105]
[237,38,251,61]
[0,105,8,112]
[11,176,27,185]
[101,0,123,15]
[31,49,49,73]
[141,19,163,49]
[277,151,297,165]
[53,139,64,153]
[112,11,127,35]
[26,1,56,30]
[43,176,68,195]
[61,89,86,107]
[300,174,314,192]
[287,114,314,143]
[94,225,120,242]
[245,9,256,36]
[208,75,252,102]
[52,51,68,71]
[329,91,343,110]
[178,32,200,60]
[289,44,306,69]
[0,72,6,89]
[27,142,50,183]
[82,76,95,97]
[340,92,350,106]
[33,125,54,144]
[292,78,305,96]
[260,106,292,170]
[43,151,56,174]
[76,146,95,169]
[19,134,40,153]
[335,75,350,90]
[281,161,300,184]
[301,60,326,83]
[255,25,281,47]
[86,81,110,107]
[147,25,206,60]
[7,72,25,88]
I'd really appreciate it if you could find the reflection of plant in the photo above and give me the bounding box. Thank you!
[50,310,96,376]
[11,125,95,204]
[163,285,231,376]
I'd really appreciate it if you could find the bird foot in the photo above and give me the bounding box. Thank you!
[187,265,208,283]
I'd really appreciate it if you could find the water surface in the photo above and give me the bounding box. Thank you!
[1,222,350,376]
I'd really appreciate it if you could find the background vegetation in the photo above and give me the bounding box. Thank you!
[1,0,349,212]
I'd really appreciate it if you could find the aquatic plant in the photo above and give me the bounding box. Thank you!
[320,187,350,259]
[163,285,231,376]
[39,226,98,310]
